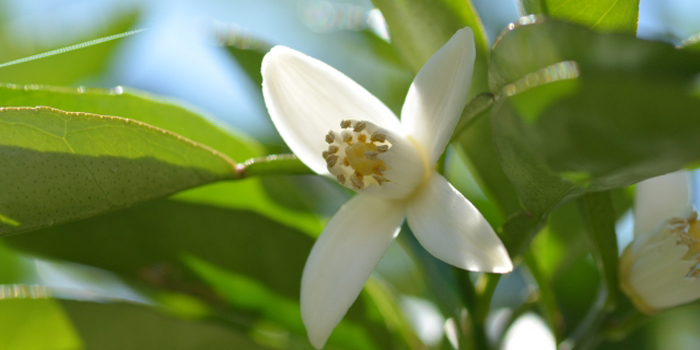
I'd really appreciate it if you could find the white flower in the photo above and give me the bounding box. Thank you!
[262,27,513,348]
[620,171,700,313]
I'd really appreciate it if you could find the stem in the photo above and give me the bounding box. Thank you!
[231,154,314,179]
[564,288,609,350]
[457,270,485,350]
[562,192,621,350]
[523,251,563,341]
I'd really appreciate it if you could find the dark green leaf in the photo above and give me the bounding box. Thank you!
[489,19,700,93]
[60,300,264,350]
[490,20,700,213]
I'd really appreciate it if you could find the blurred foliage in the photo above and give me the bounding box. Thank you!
[0,298,82,350]
[0,10,139,85]
[1,0,700,349]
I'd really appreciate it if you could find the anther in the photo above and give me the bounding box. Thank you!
[373,166,386,174]
[325,131,335,144]
[364,151,379,160]
[377,145,389,153]
[342,134,353,143]
[326,154,339,167]
[357,134,367,143]
[328,145,339,153]
[322,151,330,159]
[350,172,364,189]
[371,132,386,142]
[340,120,352,128]
[353,122,366,132]
[372,174,384,185]
[337,174,346,184]
[343,157,349,166]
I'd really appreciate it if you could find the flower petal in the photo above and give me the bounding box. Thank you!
[301,194,405,348]
[400,27,476,165]
[262,46,401,175]
[406,172,513,273]
[634,171,690,237]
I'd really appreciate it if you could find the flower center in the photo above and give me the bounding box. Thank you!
[323,120,391,190]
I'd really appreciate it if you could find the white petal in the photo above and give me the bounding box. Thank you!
[406,172,513,273]
[262,46,401,175]
[634,171,690,237]
[301,194,405,348]
[400,27,476,165]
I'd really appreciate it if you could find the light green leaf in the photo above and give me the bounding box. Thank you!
[519,0,639,34]
[0,10,139,85]
[0,298,82,350]
[0,84,262,162]
[0,107,237,236]
[369,0,490,96]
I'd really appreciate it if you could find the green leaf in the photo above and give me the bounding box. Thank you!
[59,300,264,350]
[0,84,262,162]
[0,84,321,236]
[519,0,639,34]
[5,199,391,349]
[369,0,490,95]
[0,107,237,236]
[489,20,700,214]
[0,298,82,350]
[0,10,139,85]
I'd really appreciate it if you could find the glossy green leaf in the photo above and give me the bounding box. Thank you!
[490,20,700,214]
[519,0,639,34]
[5,199,392,349]
[0,84,262,162]
[0,10,139,85]
[0,298,82,350]
[0,107,237,236]
[0,84,322,236]
[369,0,490,96]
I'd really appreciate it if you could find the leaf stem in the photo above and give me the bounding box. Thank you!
[457,270,490,350]
[523,251,564,341]
[231,154,314,179]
